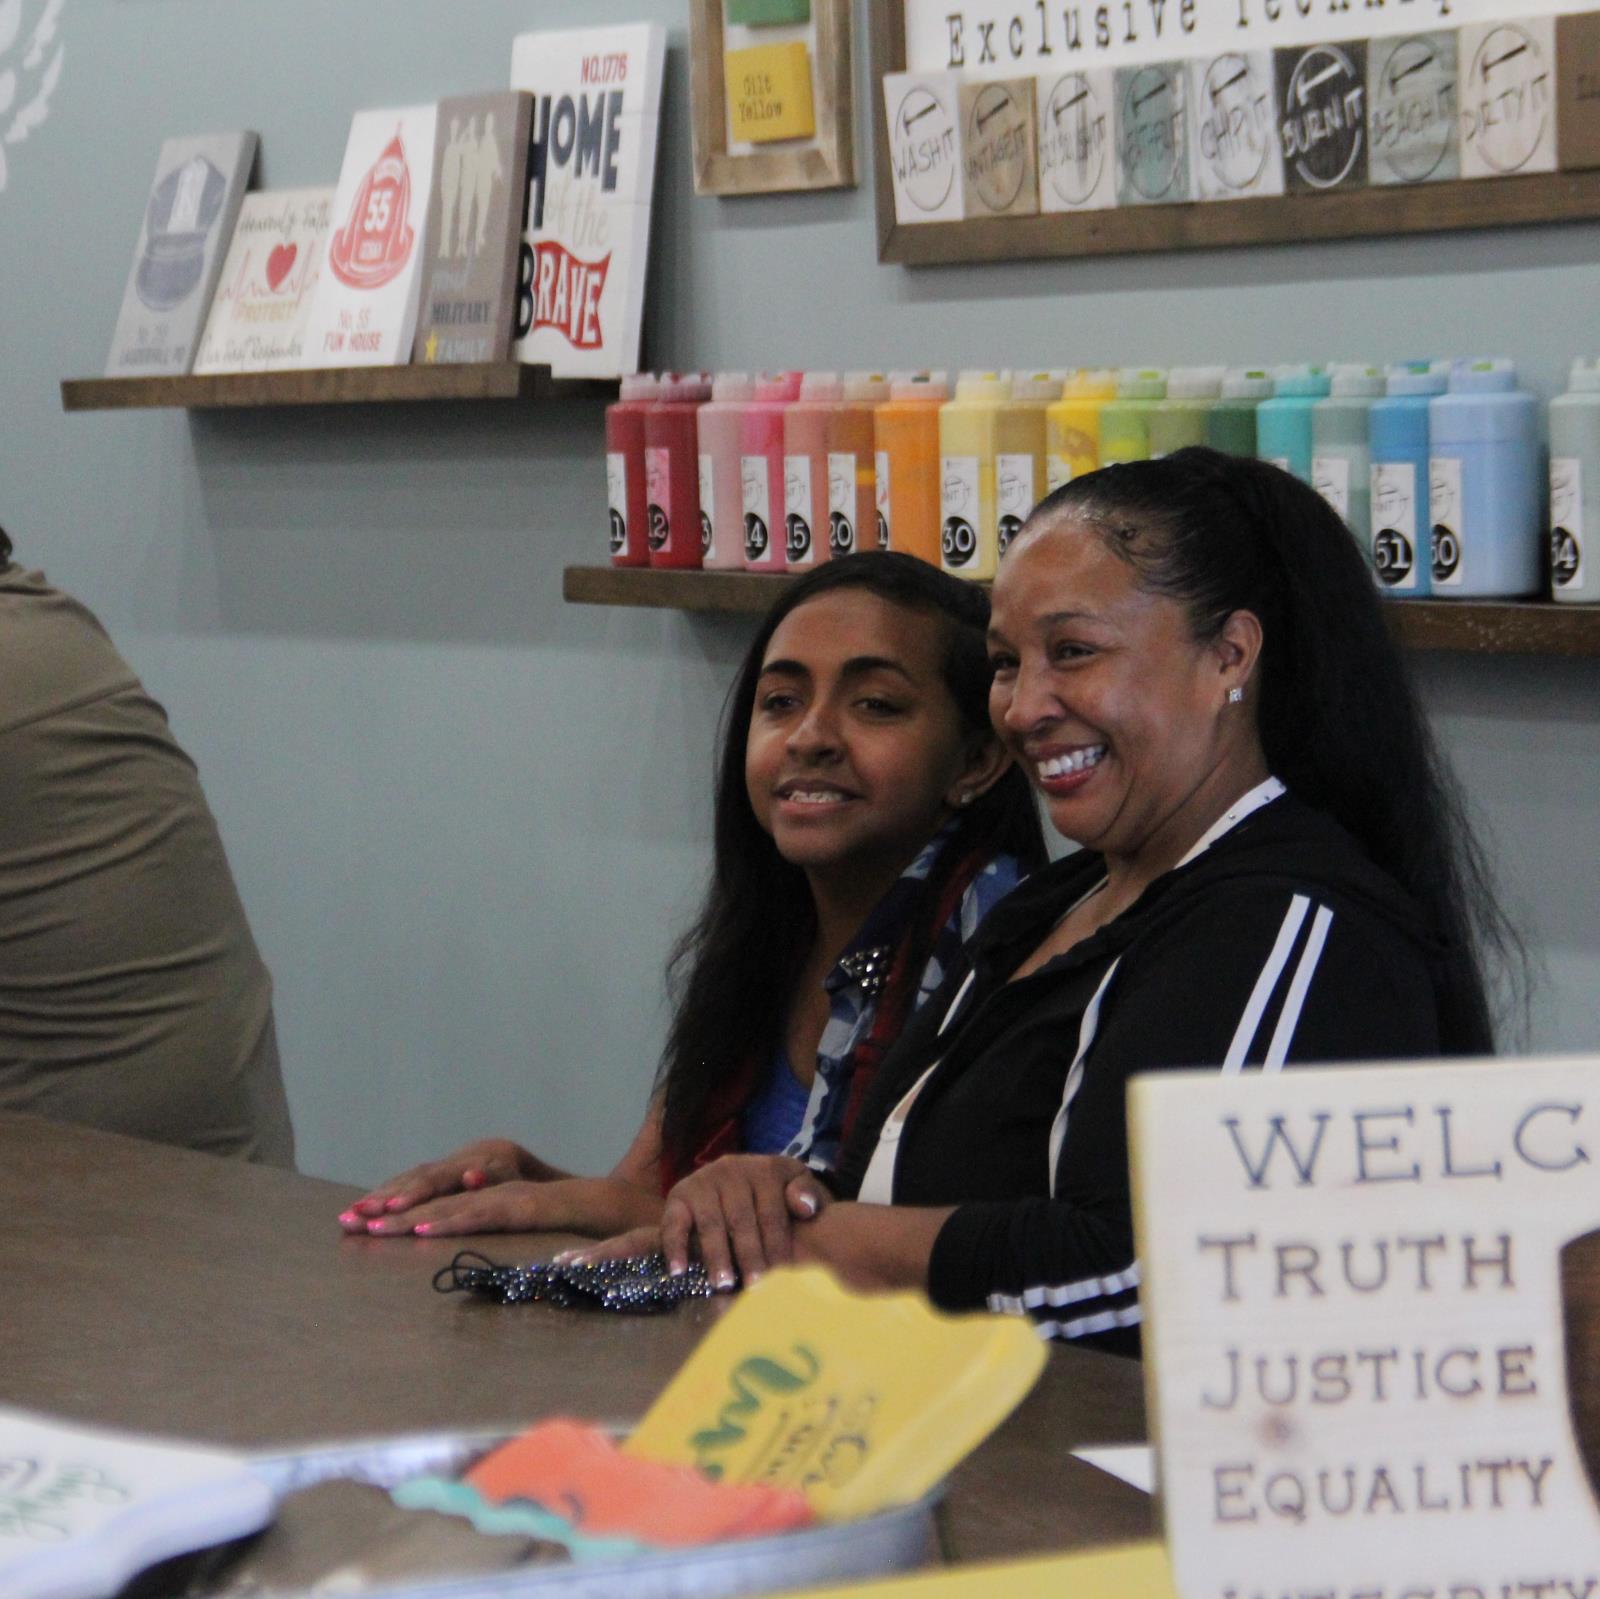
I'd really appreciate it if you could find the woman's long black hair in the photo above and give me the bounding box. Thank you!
[1026,447,1522,1054]
[0,525,12,564]
[656,552,1047,1170]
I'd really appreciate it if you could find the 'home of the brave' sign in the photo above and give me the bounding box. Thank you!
[1131,1057,1600,1596]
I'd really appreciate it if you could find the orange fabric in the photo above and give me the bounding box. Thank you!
[465,1420,814,1547]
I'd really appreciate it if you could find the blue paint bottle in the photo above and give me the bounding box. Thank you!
[1256,364,1330,485]
[1368,361,1449,600]
[1427,359,1541,598]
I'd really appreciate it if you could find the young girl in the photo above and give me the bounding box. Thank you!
[340,554,1046,1240]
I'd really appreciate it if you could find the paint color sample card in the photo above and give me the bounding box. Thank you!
[412,93,532,365]
[1189,50,1284,200]
[1459,17,1557,178]
[1115,62,1191,204]
[0,1407,272,1599]
[303,106,438,366]
[726,0,810,26]
[104,131,257,376]
[884,72,965,223]
[726,41,815,143]
[1367,32,1459,185]
[193,187,333,373]
[1276,41,1369,193]
[960,77,1038,217]
[1037,68,1117,212]
[510,24,666,379]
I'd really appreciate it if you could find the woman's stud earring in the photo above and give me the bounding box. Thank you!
[958,790,975,807]
[1227,686,1244,705]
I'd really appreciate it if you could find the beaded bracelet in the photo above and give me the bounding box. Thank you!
[433,1250,719,1313]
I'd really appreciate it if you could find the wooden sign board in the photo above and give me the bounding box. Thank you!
[1130,1057,1600,1594]
[1558,10,1600,171]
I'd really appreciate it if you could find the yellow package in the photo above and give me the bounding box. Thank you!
[624,1266,1047,1521]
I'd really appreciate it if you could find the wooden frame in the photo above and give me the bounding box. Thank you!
[869,0,1600,266]
[691,0,856,195]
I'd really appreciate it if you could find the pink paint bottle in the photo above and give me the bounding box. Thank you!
[645,372,712,569]
[784,372,844,568]
[741,371,803,572]
[697,372,755,571]
[831,372,890,554]
[605,373,660,568]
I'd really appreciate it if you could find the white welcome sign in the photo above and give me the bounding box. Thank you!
[1131,1057,1600,1596]
[907,0,1599,77]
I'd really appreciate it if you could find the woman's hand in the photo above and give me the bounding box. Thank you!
[563,1157,833,1287]
[338,1138,553,1233]
[347,1177,665,1239]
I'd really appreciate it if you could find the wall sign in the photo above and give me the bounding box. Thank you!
[1131,1057,1600,1594]
[869,0,1600,266]
[0,0,67,197]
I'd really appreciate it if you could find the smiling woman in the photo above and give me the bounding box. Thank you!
[578,449,1524,1356]
[340,554,1045,1246]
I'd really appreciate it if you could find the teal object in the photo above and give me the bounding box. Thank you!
[726,0,811,22]
[1312,364,1384,551]
[394,1476,654,1562]
[1369,361,1449,599]
[1208,368,1273,457]
[1256,365,1329,484]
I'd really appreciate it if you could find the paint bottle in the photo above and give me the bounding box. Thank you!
[1207,369,1274,458]
[1311,363,1384,550]
[697,372,756,571]
[741,371,804,572]
[1149,366,1225,458]
[1368,361,1448,600]
[1098,368,1168,465]
[874,372,950,564]
[645,372,712,570]
[783,372,844,568]
[1548,359,1600,603]
[998,371,1057,556]
[1047,369,1117,491]
[828,372,890,557]
[939,372,1010,581]
[1256,364,1330,484]
[605,372,660,568]
[1428,359,1540,598]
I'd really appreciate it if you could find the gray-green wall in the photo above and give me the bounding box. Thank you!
[3,0,1595,1184]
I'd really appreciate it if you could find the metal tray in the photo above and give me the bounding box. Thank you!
[231,1425,940,1599]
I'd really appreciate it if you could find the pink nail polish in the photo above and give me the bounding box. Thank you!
[366,1220,387,1234]
[414,1223,433,1236]
[338,1211,359,1226]
[385,1196,408,1212]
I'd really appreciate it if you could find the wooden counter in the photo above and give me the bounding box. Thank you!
[0,1113,1154,1567]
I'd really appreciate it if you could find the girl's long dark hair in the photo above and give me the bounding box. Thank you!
[1028,447,1522,1054]
[0,525,12,564]
[657,552,1046,1169]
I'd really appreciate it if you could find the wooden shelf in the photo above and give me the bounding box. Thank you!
[563,566,1600,657]
[61,363,616,412]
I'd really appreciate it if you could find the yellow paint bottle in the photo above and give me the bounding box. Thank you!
[997,371,1058,557]
[1046,368,1116,491]
[939,371,1010,580]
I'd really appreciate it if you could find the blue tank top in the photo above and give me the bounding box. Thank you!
[739,1048,814,1156]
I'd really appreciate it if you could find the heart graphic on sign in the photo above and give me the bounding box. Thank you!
[265,243,298,291]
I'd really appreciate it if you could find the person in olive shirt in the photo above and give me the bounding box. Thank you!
[0,526,294,1165]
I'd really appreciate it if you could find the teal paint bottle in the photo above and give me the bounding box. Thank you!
[1368,360,1448,599]
[1312,363,1385,551]
[1256,364,1329,484]
[1548,359,1600,603]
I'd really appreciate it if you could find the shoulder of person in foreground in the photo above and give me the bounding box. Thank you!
[925,797,1470,1355]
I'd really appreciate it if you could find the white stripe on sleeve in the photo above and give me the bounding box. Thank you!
[987,1259,1141,1316]
[1221,893,1309,1074]
[1262,903,1334,1071]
